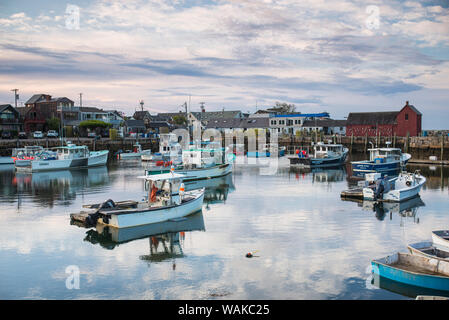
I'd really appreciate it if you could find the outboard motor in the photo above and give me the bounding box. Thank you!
[85,199,116,227]
[374,179,385,200]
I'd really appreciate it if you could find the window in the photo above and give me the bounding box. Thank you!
[405,113,409,120]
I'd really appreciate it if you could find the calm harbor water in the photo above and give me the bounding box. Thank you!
[0,157,448,299]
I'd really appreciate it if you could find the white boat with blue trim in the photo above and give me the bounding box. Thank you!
[118,142,151,159]
[351,144,411,177]
[15,143,108,172]
[289,142,348,168]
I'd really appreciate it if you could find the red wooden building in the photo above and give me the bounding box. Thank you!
[346,101,422,137]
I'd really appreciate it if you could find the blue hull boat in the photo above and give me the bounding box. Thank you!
[372,252,449,292]
[351,147,411,178]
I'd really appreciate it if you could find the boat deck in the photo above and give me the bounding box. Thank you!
[389,262,443,277]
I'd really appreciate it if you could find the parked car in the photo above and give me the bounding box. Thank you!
[18,132,27,139]
[1,131,12,139]
[87,132,97,138]
[33,131,44,139]
[46,130,58,138]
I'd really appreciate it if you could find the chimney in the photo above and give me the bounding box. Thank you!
[405,101,409,107]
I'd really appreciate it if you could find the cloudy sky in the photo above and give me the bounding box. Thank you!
[0,0,448,129]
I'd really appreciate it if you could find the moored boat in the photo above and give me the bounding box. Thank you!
[289,142,348,168]
[408,242,449,261]
[371,252,449,292]
[247,143,286,157]
[341,171,425,202]
[351,143,411,177]
[15,143,108,172]
[141,133,182,163]
[71,172,204,228]
[118,142,151,159]
[432,231,449,251]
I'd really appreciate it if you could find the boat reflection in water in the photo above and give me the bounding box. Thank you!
[371,273,449,299]
[289,166,347,183]
[82,211,205,263]
[144,172,235,209]
[342,196,425,222]
[14,166,110,207]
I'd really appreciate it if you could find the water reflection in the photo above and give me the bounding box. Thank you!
[371,274,449,299]
[341,196,425,223]
[10,166,110,208]
[289,166,347,183]
[82,211,205,263]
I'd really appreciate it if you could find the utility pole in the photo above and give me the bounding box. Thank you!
[11,89,19,108]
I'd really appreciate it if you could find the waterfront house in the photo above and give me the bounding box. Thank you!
[346,101,422,137]
[205,117,269,134]
[124,119,146,135]
[301,119,347,135]
[268,112,330,135]
[22,94,74,132]
[0,104,22,133]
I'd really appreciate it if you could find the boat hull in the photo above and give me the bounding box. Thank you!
[16,150,109,172]
[0,156,13,165]
[432,231,449,251]
[119,150,151,159]
[146,163,232,181]
[408,242,449,261]
[372,253,449,292]
[104,191,204,228]
[247,150,285,157]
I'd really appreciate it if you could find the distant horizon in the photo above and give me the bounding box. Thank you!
[1,0,448,130]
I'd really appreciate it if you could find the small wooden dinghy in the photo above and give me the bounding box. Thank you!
[432,231,449,250]
[416,295,449,300]
[408,242,449,261]
[371,252,449,292]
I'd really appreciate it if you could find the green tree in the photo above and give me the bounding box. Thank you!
[173,115,187,126]
[46,117,60,131]
[79,120,111,130]
[273,102,296,113]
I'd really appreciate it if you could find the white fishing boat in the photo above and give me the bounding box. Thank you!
[71,173,204,228]
[142,133,182,163]
[432,231,449,251]
[289,142,348,168]
[361,171,426,202]
[15,143,108,172]
[118,142,151,159]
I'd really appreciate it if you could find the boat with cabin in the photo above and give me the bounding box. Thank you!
[142,133,182,163]
[144,139,232,181]
[15,143,108,172]
[71,172,204,228]
[351,142,411,177]
[247,143,286,157]
[289,142,348,168]
[371,252,449,292]
[118,142,151,159]
[341,171,425,202]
